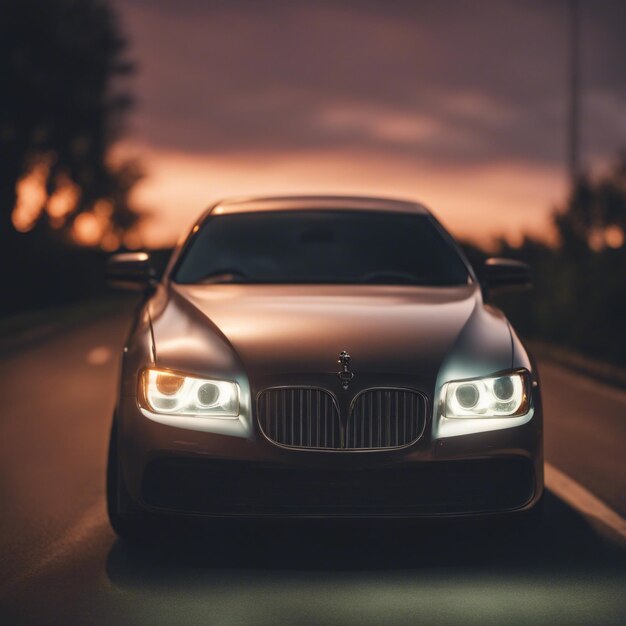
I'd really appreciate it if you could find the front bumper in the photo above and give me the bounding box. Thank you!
[117,392,543,519]
[141,457,536,517]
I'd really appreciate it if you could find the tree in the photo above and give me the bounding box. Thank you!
[489,155,626,367]
[554,154,626,252]
[0,0,141,252]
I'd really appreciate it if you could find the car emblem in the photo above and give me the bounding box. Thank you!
[337,350,354,390]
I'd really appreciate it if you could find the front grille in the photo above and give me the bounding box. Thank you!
[257,387,341,449]
[346,389,426,449]
[257,386,427,450]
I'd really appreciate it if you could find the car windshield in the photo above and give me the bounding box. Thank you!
[174,210,470,286]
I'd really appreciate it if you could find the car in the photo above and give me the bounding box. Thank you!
[106,195,543,539]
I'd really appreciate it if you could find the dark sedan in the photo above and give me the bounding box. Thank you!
[106,195,542,538]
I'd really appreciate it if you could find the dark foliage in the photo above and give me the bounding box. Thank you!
[464,156,626,368]
[10,245,173,315]
[0,0,142,315]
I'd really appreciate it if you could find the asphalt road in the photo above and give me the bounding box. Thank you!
[0,309,625,625]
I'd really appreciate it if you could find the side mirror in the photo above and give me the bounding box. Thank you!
[107,252,156,291]
[483,257,532,294]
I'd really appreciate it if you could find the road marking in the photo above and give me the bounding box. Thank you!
[545,462,626,543]
[4,463,623,596]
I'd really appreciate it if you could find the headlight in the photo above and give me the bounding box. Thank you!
[140,369,239,417]
[441,370,530,418]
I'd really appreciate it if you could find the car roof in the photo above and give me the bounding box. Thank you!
[208,195,430,216]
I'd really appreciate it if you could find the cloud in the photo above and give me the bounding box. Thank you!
[118,139,565,248]
[112,0,625,245]
[117,0,625,167]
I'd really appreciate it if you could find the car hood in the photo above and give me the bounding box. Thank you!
[149,283,513,394]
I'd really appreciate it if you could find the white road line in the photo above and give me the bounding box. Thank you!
[545,462,626,544]
[3,464,623,597]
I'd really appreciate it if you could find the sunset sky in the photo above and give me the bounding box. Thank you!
[113,0,626,248]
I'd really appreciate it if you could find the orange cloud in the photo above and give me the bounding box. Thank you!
[116,141,565,250]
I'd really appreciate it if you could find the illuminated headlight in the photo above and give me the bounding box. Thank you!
[441,370,530,418]
[141,369,239,417]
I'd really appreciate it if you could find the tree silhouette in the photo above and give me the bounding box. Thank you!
[475,154,626,367]
[0,0,141,252]
[555,155,626,251]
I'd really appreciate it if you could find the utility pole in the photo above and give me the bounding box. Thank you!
[568,0,581,183]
